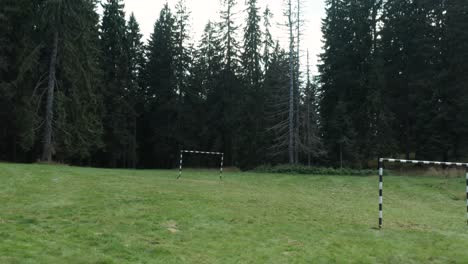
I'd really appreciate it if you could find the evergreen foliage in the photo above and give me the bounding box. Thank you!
[1,0,468,169]
[125,13,145,168]
[238,0,265,169]
[99,0,133,167]
[142,4,178,168]
[51,0,103,163]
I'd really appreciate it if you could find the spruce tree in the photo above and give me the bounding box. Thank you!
[242,0,262,88]
[190,21,223,152]
[219,0,240,72]
[262,7,274,72]
[174,0,194,151]
[359,0,397,160]
[238,0,264,169]
[100,0,132,167]
[303,51,324,165]
[380,0,439,160]
[0,0,42,161]
[217,0,242,165]
[142,4,178,168]
[52,0,104,163]
[319,0,355,166]
[319,0,378,166]
[19,0,104,163]
[195,21,223,99]
[426,0,468,160]
[126,13,146,168]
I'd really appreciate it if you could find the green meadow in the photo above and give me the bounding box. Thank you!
[1,163,467,263]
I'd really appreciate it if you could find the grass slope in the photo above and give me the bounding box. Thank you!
[1,163,467,263]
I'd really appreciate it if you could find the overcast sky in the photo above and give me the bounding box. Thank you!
[116,0,325,73]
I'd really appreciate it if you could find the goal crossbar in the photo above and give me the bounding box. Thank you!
[177,150,224,180]
[378,158,468,229]
[381,158,468,167]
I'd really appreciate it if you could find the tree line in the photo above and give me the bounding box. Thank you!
[1,0,467,170]
[320,0,468,167]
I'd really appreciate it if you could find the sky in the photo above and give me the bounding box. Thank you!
[117,0,326,73]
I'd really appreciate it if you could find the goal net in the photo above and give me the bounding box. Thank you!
[377,158,468,229]
[177,150,224,180]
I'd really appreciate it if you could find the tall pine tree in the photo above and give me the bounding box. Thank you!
[238,0,264,169]
[142,4,178,168]
[126,13,146,168]
[100,0,132,167]
[217,0,242,165]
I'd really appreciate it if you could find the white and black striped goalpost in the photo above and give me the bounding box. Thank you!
[378,158,468,229]
[178,150,224,180]
[378,159,383,228]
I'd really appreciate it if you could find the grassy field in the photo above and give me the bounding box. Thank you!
[1,163,468,263]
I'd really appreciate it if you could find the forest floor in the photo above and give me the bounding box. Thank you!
[1,163,468,263]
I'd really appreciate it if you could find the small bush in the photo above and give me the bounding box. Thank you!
[252,164,375,176]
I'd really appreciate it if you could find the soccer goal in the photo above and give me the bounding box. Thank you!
[177,150,224,180]
[378,158,468,229]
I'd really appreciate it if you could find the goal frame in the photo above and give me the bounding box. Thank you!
[178,150,224,180]
[378,158,468,229]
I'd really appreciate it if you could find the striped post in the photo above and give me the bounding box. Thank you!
[379,158,383,229]
[379,158,468,227]
[466,167,468,225]
[220,154,224,180]
[178,151,183,179]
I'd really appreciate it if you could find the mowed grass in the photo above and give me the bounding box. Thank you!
[1,163,468,263]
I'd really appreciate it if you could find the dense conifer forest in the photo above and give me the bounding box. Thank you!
[1,0,467,169]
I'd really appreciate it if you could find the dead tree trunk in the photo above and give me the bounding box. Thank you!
[288,0,295,164]
[294,0,301,164]
[41,31,59,162]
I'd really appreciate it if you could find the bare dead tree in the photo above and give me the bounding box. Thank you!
[287,0,295,164]
[42,31,58,162]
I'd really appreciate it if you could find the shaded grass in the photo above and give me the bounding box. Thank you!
[1,163,467,263]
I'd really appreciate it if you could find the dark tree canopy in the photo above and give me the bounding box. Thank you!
[1,0,468,169]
